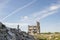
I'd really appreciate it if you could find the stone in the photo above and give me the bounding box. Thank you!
[0,22,35,40]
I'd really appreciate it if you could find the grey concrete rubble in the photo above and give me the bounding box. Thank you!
[0,22,35,40]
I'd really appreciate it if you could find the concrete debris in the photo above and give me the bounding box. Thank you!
[0,22,35,40]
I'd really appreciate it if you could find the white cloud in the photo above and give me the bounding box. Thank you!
[36,11,57,21]
[49,5,60,10]
[18,5,60,25]
[23,16,29,20]
[32,5,60,19]
[32,5,60,21]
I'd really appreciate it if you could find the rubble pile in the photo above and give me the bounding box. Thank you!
[0,22,35,40]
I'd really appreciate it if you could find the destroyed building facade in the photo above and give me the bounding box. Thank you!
[28,22,40,35]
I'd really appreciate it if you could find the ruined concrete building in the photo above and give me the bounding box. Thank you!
[28,22,40,35]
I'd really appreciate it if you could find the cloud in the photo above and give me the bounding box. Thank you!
[19,4,60,23]
[49,5,60,10]
[1,0,37,21]
[36,11,57,21]
[32,5,60,21]
[32,5,60,18]
[23,16,29,20]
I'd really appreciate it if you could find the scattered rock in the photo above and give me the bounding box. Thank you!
[0,22,35,40]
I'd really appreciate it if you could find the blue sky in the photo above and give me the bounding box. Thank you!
[0,0,60,32]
